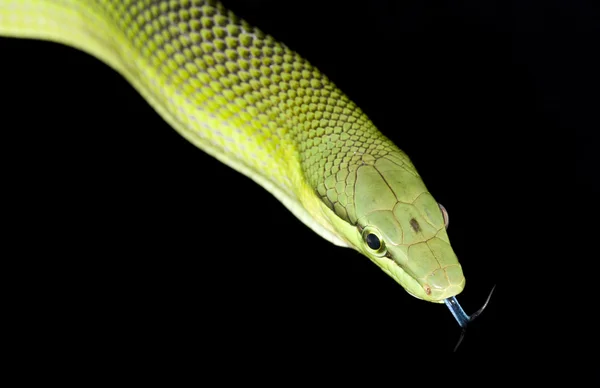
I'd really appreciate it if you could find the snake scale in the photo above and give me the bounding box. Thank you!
[0,0,493,338]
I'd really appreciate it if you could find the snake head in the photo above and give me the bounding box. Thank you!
[354,194,465,302]
[319,152,466,302]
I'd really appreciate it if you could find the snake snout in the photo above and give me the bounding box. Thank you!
[424,266,465,301]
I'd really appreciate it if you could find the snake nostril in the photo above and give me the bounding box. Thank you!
[424,284,431,295]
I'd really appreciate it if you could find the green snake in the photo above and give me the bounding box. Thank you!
[0,0,493,346]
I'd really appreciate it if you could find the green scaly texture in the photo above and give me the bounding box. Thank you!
[0,0,466,302]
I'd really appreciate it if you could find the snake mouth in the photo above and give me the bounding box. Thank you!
[372,256,448,303]
[419,266,466,301]
[406,285,460,303]
[388,259,467,303]
[425,283,465,302]
[383,258,465,302]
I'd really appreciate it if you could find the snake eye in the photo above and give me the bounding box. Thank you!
[439,203,449,229]
[366,233,381,250]
[361,227,387,256]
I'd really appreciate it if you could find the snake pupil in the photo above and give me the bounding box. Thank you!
[366,233,381,250]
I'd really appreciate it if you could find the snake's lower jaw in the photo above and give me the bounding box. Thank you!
[428,283,465,302]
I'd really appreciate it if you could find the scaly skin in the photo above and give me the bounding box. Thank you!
[0,0,465,302]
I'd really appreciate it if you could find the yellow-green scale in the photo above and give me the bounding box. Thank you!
[2,0,418,228]
[101,0,419,226]
[0,0,466,302]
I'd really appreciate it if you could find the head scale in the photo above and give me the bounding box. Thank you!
[318,151,465,302]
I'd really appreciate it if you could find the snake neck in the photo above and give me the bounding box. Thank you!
[289,85,417,226]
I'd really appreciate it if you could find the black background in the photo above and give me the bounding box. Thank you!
[1,0,598,374]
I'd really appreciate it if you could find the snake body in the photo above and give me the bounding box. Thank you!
[0,1,467,304]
